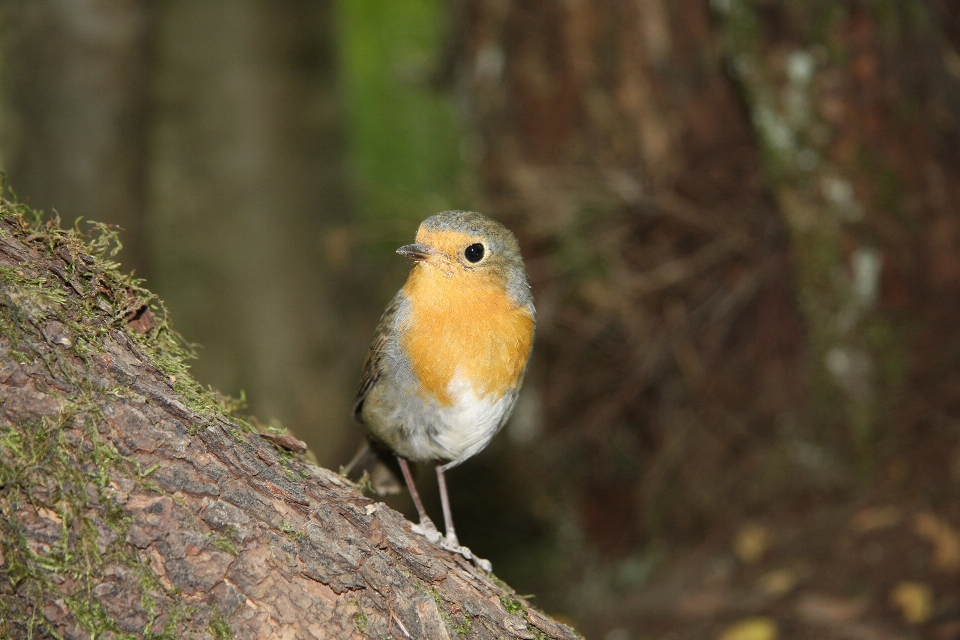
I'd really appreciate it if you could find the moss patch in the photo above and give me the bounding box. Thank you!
[499,593,526,615]
[0,201,301,637]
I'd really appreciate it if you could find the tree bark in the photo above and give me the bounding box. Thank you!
[715,0,960,466]
[0,203,577,639]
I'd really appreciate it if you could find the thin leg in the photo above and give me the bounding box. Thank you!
[435,463,459,546]
[341,441,370,476]
[397,456,440,540]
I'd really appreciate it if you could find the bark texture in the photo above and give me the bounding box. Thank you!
[0,202,578,640]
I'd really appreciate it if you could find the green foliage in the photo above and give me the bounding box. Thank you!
[338,0,468,244]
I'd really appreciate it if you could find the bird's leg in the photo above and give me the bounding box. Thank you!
[434,462,492,573]
[435,462,459,547]
[397,456,441,542]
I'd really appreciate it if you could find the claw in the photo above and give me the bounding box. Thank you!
[439,538,492,572]
[411,519,443,543]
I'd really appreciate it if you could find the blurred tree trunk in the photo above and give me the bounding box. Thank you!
[715,0,960,469]
[451,0,960,629]
[451,0,803,615]
[0,0,153,276]
[148,0,357,465]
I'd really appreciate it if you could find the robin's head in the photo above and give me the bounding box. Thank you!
[397,211,532,308]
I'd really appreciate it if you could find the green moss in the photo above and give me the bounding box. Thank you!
[279,522,307,541]
[499,593,525,615]
[353,469,375,496]
[206,524,242,556]
[352,599,369,633]
[425,585,475,637]
[209,534,240,556]
[528,625,550,640]
[0,201,282,637]
[209,609,233,640]
[65,594,132,639]
[451,616,472,636]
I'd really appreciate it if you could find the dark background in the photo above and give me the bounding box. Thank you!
[3,1,960,638]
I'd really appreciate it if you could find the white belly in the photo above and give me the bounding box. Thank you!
[430,371,513,468]
[363,367,516,467]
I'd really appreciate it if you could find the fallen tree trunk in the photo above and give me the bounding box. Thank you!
[0,201,579,640]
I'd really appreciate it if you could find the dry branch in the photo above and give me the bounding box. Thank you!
[0,202,579,640]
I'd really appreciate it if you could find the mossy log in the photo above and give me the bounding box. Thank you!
[0,202,579,640]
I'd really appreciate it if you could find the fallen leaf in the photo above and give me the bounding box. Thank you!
[718,617,778,640]
[890,581,933,624]
[914,512,960,572]
[852,505,902,533]
[677,589,729,617]
[795,593,867,625]
[735,524,772,564]
[126,306,155,334]
[36,506,63,526]
[757,569,798,598]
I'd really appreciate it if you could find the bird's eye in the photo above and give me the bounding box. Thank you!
[464,243,485,263]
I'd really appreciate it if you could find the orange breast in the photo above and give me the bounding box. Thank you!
[400,265,534,406]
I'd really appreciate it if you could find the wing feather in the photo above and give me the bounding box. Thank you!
[353,291,404,424]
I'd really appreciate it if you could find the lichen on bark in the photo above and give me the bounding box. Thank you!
[716,0,908,468]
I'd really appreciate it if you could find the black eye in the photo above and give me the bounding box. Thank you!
[464,243,485,263]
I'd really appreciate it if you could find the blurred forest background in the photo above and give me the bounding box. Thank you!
[2,1,960,638]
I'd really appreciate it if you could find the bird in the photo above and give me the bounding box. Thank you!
[352,210,535,570]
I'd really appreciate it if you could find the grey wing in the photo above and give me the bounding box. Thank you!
[353,291,404,424]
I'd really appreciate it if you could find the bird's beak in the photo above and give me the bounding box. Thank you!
[396,243,439,262]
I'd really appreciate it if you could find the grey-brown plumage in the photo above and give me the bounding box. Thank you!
[350,211,535,571]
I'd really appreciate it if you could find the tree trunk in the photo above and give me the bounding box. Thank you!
[450,0,960,630]
[147,0,360,468]
[715,0,960,468]
[451,0,803,574]
[0,203,577,639]
[0,0,153,277]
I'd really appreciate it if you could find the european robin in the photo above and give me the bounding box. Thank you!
[352,210,535,570]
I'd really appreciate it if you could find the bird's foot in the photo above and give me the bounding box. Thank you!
[410,517,443,544]
[410,519,491,571]
[439,537,492,573]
